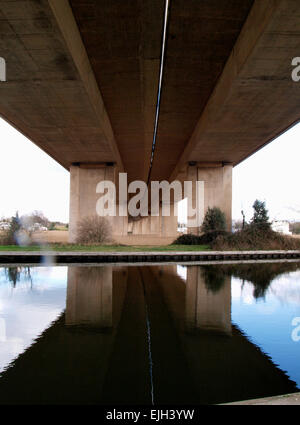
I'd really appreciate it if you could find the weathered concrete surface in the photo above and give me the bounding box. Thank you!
[69,0,165,183]
[69,164,128,242]
[186,164,232,233]
[68,163,179,241]
[116,235,177,246]
[129,205,178,239]
[0,0,122,170]
[223,392,300,405]
[1,0,300,239]
[30,230,178,246]
[170,0,300,180]
[0,0,299,184]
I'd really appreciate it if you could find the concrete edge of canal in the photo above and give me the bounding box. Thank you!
[221,392,300,405]
[0,250,300,264]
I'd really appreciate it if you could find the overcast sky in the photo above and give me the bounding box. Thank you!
[0,117,300,223]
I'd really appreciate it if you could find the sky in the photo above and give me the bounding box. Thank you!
[0,116,300,224]
[0,266,67,373]
[232,123,300,223]
[0,118,69,222]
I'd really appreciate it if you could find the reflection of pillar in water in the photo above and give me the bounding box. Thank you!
[66,266,112,328]
[185,266,231,335]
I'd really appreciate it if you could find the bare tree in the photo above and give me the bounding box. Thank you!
[76,215,112,245]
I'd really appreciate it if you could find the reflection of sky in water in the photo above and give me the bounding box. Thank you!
[232,270,300,388]
[0,267,67,374]
[1,263,300,396]
[176,265,187,281]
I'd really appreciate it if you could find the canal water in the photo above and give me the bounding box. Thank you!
[0,261,299,405]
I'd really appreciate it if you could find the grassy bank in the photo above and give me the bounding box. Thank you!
[0,244,210,252]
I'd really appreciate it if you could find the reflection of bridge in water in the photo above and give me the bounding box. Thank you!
[0,265,297,405]
[66,266,113,329]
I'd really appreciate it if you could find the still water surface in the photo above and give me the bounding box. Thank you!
[0,262,299,405]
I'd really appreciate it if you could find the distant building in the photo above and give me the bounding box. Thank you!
[28,223,48,232]
[0,222,10,230]
[178,222,187,233]
[271,220,292,235]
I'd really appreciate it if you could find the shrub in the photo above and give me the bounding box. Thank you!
[173,230,229,245]
[197,230,229,244]
[173,234,204,245]
[202,207,226,233]
[48,222,56,231]
[76,215,112,245]
[211,225,300,251]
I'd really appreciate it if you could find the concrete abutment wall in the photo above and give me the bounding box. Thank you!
[69,163,232,243]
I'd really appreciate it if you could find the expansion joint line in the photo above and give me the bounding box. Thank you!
[146,0,171,187]
[138,269,155,405]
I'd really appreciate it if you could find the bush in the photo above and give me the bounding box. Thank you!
[211,225,300,251]
[202,207,226,233]
[48,222,56,231]
[76,215,112,245]
[173,234,204,245]
[173,230,229,245]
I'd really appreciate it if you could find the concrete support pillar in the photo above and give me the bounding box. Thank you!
[130,204,178,238]
[185,266,232,335]
[66,266,113,329]
[69,164,179,241]
[69,164,128,243]
[187,164,232,234]
[160,203,178,238]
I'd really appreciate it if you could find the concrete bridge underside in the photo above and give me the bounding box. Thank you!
[0,0,300,241]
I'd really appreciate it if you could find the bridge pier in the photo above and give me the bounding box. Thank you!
[69,164,128,243]
[129,204,178,239]
[187,164,232,234]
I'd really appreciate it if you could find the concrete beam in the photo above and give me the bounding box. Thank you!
[48,0,123,171]
[170,0,294,181]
